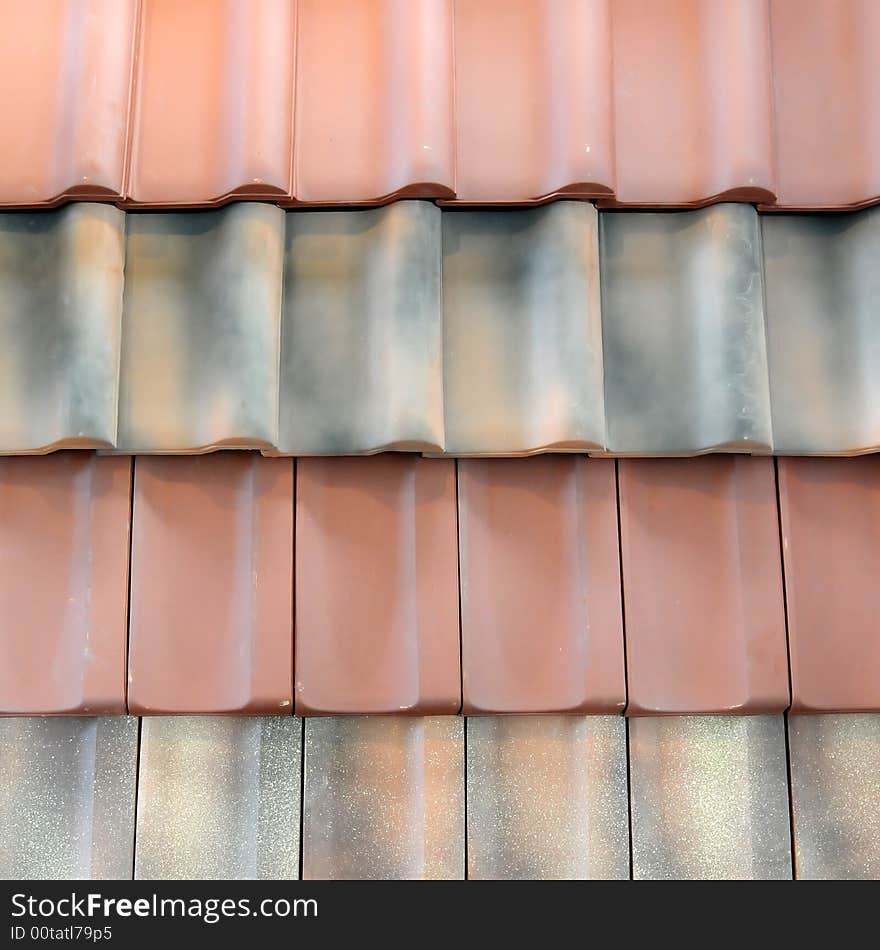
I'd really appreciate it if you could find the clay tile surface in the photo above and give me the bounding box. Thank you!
[128,454,293,715]
[295,456,459,715]
[466,716,629,880]
[458,457,624,714]
[619,457,789,715]
[0,717,137,880]
[442,204,605,455]
[0,204,124,454]
[279,203,444,454]
[0,0,136,207]
[601,204,772,455]
[607,0,775,207]
[770,0,880,210]
[119,204,284,452]
[302,717,464,879]
[450,0,614,203]
[135,716,301,879]
[763,209,880,454]
[629,716,792,879]
[128,0,295,206]
[294,0,454,204]
[779,458,880,713]
[788,714,880,880]
[0,454,131,716]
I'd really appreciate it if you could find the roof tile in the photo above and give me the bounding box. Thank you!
[302,716,464,879]
[0,204,124,453]
[450,0,614,203]
[294,0,454,203]
[128,453,293,714]
[607,0,775,207]
[280,202,443,454]
[295,456,459,715]
[466,715,628,879]
[770,0,880,210]
[119,203,284,452]
[442,203,604,454]
[0,0,136,207]
[135,716,302,879]
[0,716,137,879]
[0,454,131,715]
[458,457,624,714]
[779,457,880,713]
[788,714,880,879]
[629,715,792,879]
[601,204,772,455]
[128,0,295,205]
[619,457,789,715]
[763,208,880,454]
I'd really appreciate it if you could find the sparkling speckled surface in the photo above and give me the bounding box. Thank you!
[466,715,629,879]
[0,716,138,880]
[629,715,792,880]
[135,716,301,880]
[789,714,880,879]
[302,716,464,880]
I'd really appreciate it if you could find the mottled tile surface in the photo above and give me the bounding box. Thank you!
[135,716,301,880]
[467,716,629,879]
[0,717,138,880]
[629,716,792,880]
[302,717,464,880]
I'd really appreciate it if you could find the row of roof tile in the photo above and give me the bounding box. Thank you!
[3,201,877,456]
[4,712,878,879]
[2,0,877,209]
[2,451,878,717]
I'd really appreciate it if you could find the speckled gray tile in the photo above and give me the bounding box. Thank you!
[0,204,123,453]
[0,716,137,880]
[279,202,443,455]
[443,203,605,455]
[601,204,772,455]
[466,716,628,879]
[118,203,284,452]
[135,716,301,880]
[629,715,791,879]
[763,209,880,454]
[302,717,464,880]
[789,714,880,879]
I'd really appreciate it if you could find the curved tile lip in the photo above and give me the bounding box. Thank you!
[463,698,625,716]
[439,185,613,207]
[290,182,455,207]
[429,441,606,459]
[625,701,788,717]
[110,439,278,456]
[0,185,125,210]
[594,441,773,459]
[268,440,445,458]
[120,183,292,210]
[0,438,116,457]
[599,186,777,209]
[760,197,880,212]
[295,698,461,717]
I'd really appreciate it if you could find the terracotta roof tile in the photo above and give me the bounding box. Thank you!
[0,454,131,715]
[128,453,293,714]
[449,0,614,203]
[779,457,880,713]
[294,0,454,203]
[0,0,136,207]
[606,0,775,208]
[770,0,880,210]
[458,457,623,714]
[295,456,459,715]
[128,0,295,206]
[619,457,789,715]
